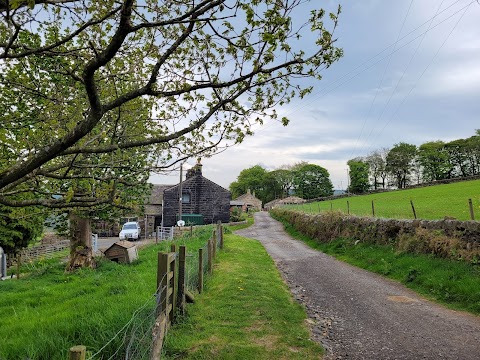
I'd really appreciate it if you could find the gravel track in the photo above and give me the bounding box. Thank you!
[236,212,480,360]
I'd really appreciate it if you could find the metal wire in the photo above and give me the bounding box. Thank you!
[88,227,221,359]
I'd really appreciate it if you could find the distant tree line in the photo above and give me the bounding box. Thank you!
[347,130,480,193]
[229,162,334,204]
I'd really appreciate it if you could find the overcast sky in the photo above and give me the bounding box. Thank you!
[150,0,480,191]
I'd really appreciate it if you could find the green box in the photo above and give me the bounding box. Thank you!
[177,214,204,226]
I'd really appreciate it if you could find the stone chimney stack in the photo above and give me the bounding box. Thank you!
[247,189,251,195]
[186,158,203,179]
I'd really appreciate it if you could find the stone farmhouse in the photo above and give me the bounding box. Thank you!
[160,160,231,227]
[232,189,262,211]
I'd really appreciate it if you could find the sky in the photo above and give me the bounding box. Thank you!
[150,0,480,191]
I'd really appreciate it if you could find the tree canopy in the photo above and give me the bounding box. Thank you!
[230,162,334,203]
[347,158,369,194]
[292,163,333,199]
[0,0,343,213]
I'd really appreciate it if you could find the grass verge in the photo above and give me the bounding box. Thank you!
[274,215,480,315]
[163,233,324,359]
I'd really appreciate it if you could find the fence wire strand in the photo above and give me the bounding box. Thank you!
[87,225,222,359]
[87,274,168,360]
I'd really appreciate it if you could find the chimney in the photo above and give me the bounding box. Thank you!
[247,189,251,195]
[186,158,203,179]
[253,191,256,198]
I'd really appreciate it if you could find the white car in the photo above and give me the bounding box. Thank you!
[119,222,141,240]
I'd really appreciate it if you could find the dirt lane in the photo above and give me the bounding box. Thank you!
[236,212,480,360]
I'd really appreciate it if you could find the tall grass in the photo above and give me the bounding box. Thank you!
[0,226,213,360]
[287,179,480,220]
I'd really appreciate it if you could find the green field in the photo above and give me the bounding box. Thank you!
[287,180,480,220]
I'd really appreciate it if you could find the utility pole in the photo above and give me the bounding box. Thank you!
[346,168,350,194]
[178,164,183,224]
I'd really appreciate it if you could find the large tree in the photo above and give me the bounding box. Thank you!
[270,168,295,199]
[347,158,369,194]
[386,143,417,189]
[293,163,333,199]
[365,149,388,189]
[229,165,276,203]
[0,1,343,264]
[417,141,452,182]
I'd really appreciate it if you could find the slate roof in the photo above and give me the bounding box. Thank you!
[147,184,174,204]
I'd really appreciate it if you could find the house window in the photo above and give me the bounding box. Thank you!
[182,193,191,203]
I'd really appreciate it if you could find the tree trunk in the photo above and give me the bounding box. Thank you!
[66,214,96,272]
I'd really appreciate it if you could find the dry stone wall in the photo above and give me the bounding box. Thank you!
[272,208,480,262]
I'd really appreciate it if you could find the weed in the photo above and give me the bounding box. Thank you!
[405,268,419,283]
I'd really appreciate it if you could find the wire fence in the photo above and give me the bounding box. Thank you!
[82,225,224,360]
[86,273,168,360]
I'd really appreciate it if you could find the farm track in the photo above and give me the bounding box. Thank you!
[236,212,480,360]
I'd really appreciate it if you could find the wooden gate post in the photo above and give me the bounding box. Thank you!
[177,246,186,315]
[198,248,204,293]
[157,252,176,322]
[69,345,86,360]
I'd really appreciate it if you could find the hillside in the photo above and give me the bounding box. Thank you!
[288,179,480,221]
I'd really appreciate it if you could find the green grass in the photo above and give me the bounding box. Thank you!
[163,233,323,359]
[0,227,213,360]
[287,179,480,220]
[276,217,480,315]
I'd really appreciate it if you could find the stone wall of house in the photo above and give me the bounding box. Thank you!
[271,208,480,262]
[163,176,231,227]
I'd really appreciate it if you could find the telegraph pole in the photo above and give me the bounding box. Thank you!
[178,164,183,224]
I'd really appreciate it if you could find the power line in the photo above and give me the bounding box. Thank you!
[365,0,473,155]
[249,0,471,137]
[354,0,448,158]
[348,0,415,161]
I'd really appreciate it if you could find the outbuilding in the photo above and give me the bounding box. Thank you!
[103,241,138,264]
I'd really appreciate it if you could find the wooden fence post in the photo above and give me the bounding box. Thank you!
[469,198,475,220]
[155,226,159,244]
[69,345,86,360]
[212,230,217,259]
[217,220,223,249]
[410,200,417,219]
[371,200,375,217]
[330,202,333,211]
[347,201,350,215]
[207,239,213,274]
[177,246,186,315]
[198,248,203,294]
[171,244,176,253]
